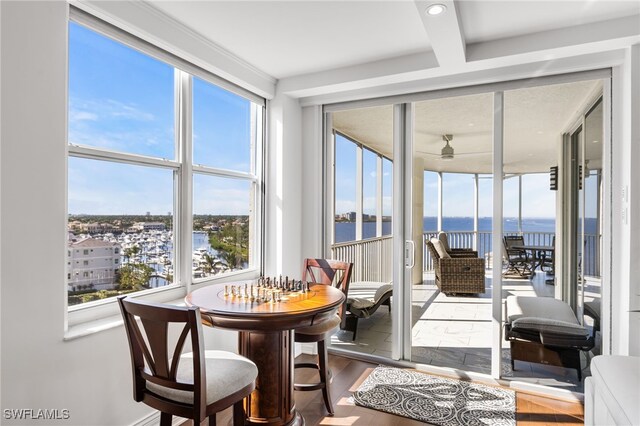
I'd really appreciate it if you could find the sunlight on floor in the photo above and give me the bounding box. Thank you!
[331,269,600,393]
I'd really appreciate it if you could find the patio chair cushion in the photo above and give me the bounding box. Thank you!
[506,295,578,324]
[430,238,450,259]
[505,295,593,345]
[505,295,594,379]
[349,284,393,310]
[511,317,590,337]
[437,232,452,252]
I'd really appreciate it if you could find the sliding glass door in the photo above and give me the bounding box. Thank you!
[323,72,609,394]
[409,94,494,374]
[327,105,396,357]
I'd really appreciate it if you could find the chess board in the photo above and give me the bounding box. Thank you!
[219,276,314,304]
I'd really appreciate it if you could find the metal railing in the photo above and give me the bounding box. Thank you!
[331,235,393,283]
[331,231,601,280]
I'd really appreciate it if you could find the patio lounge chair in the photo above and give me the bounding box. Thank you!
[503,235,533,278]
[437,231,478,257]
[343,281,393,341]
[505,295,595,380]
[426,238,485,296]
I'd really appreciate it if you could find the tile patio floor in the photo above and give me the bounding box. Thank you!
[331,269,601,393]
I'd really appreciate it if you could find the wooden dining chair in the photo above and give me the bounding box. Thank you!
[118,296,258,426]
[294,258,353,416]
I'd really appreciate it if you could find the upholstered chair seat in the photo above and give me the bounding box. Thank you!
[146,350,258,405]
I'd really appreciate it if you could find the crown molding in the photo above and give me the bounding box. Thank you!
[131,0,276,84]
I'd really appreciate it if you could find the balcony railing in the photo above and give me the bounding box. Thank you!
[331,231,601,280]
[331,235,393,283]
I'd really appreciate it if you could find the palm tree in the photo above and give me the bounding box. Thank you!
[220,250,241,270]
[201,253,225,276]
[123,245,140,264]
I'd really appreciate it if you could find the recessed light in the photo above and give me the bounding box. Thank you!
[592,140,599,144]
[426,4,447,16]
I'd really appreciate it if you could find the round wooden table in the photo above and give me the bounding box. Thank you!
[186,282,345,426]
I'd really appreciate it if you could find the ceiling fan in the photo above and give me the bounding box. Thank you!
[416,134,491,160]
[440,134,455,160]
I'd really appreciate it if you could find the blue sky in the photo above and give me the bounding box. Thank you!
[68,22,252,216]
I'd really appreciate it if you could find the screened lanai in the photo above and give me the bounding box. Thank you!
[326,78,605,393]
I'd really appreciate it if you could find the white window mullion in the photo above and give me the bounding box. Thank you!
[178,71,193,291]
[376,154,383,238]
[68,145,180,170]
[251,102,264,272]
[355,144,363,241]
[192,165,257,181]
[491,91,504,379]
[437,172,443,232]
[474,173,479,251]
[326,126,336,251]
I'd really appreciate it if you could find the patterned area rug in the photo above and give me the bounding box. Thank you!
[353,366,516,426]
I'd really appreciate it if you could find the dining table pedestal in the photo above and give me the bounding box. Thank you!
[238,329,301,426]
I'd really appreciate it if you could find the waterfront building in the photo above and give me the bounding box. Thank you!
[67,237,121,291]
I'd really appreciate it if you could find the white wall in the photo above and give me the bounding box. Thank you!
[0,2,148,425]
[265,91,303,277]
[300,106,324,259]
[0,2,274,425]
[610,45,640,355]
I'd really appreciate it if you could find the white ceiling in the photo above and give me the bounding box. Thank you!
[150,0,639,79]
[146,0,622,174]
[152,1,430,78]
[459,1,639,44]
[332,79,603,174]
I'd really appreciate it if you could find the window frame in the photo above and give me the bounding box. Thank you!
[66,10,266,327]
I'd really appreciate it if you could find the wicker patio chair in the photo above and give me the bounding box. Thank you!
[437,231,478,258]
[426,238,485,295]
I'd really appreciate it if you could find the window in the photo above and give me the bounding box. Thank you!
[334,135,357,243]
[191,77,261,279]
[67,17,264,309]
[334,132,391,243]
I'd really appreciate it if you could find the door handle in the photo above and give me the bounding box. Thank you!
[405,240,415,268]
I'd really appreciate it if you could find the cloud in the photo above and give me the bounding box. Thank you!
[335,200,356,214]
[67,97,173,156]
[69,97,156,124]
[69,110,98,122]
[107,100,155,121]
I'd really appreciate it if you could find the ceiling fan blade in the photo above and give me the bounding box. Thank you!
[415,150,491,157]
[453,151,492,156]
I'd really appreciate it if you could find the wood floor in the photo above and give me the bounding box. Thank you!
[207,354,584,425]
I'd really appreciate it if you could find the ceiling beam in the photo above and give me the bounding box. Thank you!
[278,14,639,101]
[414,0,466,67]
